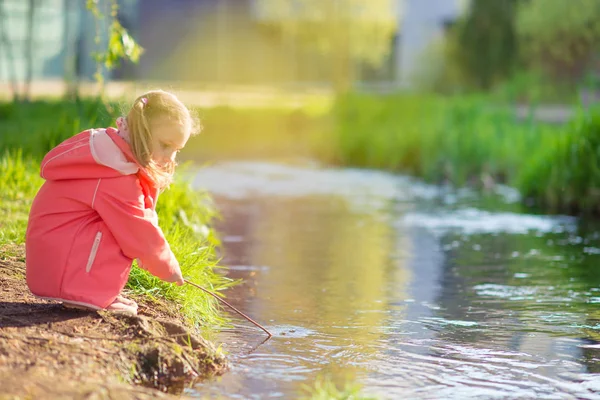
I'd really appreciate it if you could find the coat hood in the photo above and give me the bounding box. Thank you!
[40,128,144,181]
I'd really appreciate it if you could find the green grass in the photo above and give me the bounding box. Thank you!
[489,69,582,104]
[184,105,328,161]
[517,107,600,214]
[0,99,112,156]
[0,98,328,163]
[0,151,43,244]
[127,166,237,328]
[324,92,600,215]
[326,93,564,185]
[0,99,235,328]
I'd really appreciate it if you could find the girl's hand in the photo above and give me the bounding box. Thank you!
[165,269,185,286]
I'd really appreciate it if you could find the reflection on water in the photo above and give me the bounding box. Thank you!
[191,161,600,399]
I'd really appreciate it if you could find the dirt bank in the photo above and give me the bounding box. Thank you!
[0,244,228,399]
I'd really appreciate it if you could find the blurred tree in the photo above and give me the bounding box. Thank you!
[254,0,399,93]
[0,0,39,102]
[451,0,520,90]
[23,0,37,102]
[63,0,80,100]
[0,0,20,102]
[410,35,463,94]
[516,0,600,83]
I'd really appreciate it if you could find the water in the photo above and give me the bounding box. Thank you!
[190,161,600,399]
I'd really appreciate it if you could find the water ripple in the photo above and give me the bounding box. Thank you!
[402,208,577,235]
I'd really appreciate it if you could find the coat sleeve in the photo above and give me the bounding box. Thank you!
[92,176,181,281]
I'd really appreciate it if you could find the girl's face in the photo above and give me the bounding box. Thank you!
[150,120,191,167]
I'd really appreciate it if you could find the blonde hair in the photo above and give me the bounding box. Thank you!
[125,90,201,189]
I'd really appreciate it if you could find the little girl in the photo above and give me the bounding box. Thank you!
[25,90,199,316]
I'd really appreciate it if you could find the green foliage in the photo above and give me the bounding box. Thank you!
[102,20,143,69]
[331,93,442,174]
[86,0,144,89]
[516,0,600,80]
[417,0,599,97]
[414,0,525,94]
[410,35,467,95]
[328,93,561,186]
[254,0,398,92]
[328,92,600,215]
[452,0,520,90]
[517,107,600,214]
[255,0,397,67]
[491,69,580,104]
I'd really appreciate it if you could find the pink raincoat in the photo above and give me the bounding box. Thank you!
[25,127,180,309]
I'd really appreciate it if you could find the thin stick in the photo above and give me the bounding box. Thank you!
[184,279,272,338]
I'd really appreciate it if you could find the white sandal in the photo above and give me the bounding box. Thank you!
[61,295,137,316]
[106,295,138,316]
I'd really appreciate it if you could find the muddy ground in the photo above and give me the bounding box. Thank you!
[0,244,228,400]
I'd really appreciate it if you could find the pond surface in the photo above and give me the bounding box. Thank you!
[191,161,600,399]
